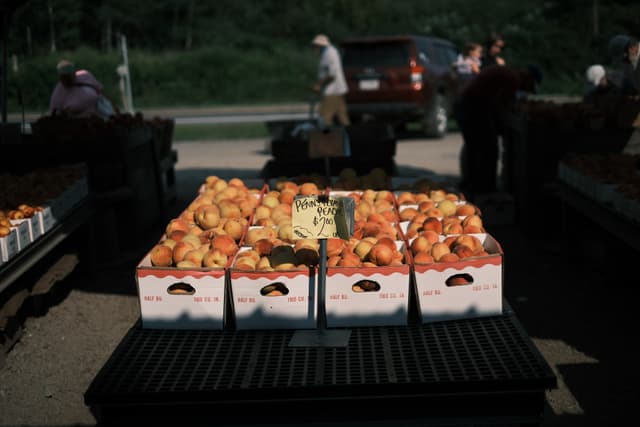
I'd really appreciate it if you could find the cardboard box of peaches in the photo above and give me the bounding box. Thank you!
[135,174,504,330]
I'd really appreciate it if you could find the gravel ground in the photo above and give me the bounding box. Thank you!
[0,133,636,426]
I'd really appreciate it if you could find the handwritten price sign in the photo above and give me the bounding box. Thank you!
[291,195,354,240]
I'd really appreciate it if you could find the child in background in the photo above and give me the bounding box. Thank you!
[454,43,483,86]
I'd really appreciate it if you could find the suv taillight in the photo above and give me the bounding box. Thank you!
[411,66,424,90]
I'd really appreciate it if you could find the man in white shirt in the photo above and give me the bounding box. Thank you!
[311,34,350,126]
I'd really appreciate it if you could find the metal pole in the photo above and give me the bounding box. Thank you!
[317,239,327,330]
[121,34,134,113]
[1,10,7,123]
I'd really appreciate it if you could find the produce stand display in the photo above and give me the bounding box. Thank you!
[502,98,639,230]
[1,112,177,361]
[85,173,557,425]
[556,152,640,252]
[0,166,93,361]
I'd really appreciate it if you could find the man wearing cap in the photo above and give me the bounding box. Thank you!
[311,34,350,127]
[49,59,108,118]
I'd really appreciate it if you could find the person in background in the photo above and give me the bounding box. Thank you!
[608,35,640,97]
[453,42,483,86]
[583,64,618,102]
[455,64,541,200]
[49,59,112,119]
[480,32,506,70]
[311,34,350,127]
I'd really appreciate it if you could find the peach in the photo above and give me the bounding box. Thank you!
[294,238,319,252]
[375,190,394,203]
[361,221,381,238]
[327,238,345,257]
[327,255,341,267]
[162,238,178,249]
[381,209,399,222]
[261,194,280,209]
[166,218,190,236]
[211,234,238,257]
[176,260,199,269]
[447,275,473,286]
[271,204,292,222]
[203,248,228,268]
[235,197,256,218]
[437,253,460,263]
[254,238,274,256]
[368,243,394,266]
[187,226,204,239]
[452,244,474,259]
[8,210,24,219]
[414,193,431,203]
[411,235,432,255]
[413,250,434,264]
[218,200,242,219]
[255,218,275,227]
[443,235,458,248]
[236,249,260,264]
[183,249,204,267]
[274,263,297,271]
[354,240,375,261]
[376,236,397,252]
[396,192,416,205]
[182,234,202,249]
[430,189,446,202]
[233,257,257,270]
[421,229,440,244]
[367,212,386,225]
[256,256,274,271]
[445,193,460,202]
[228,177,246,188]
[417,200,435,213]
[456,203,477,216]
[462,214,483,230]
[405,222,422,239]
[254,205,272,222]
[168,229,187,242]
[436,199,457,217]
[172,241,196,264]
[337,253,361,267]
[422,217,443,234]
[463,225,484,234]
[299,182,319,196]
[223,218,245,242]
[150,244,173,267]
[399,207,419,222]
[424,207,443,218]
[454,234,481,252]
[442,221,463,235]
[188,195,213,212]
[277,223,294,243]
[355,200,373,220]
[279,189,296,205]
[361,189,376,202]
[430,242,451,261]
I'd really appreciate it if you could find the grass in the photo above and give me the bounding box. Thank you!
[173,122,271,141]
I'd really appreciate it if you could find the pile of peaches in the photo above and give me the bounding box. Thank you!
[0,204,40,238]
[148,176,494,270]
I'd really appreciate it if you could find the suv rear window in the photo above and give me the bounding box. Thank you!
[342,42,411,67]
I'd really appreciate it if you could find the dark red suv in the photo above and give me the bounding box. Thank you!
[340,34,459,137]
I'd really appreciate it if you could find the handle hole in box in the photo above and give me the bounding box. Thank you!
[167,282,196,295]
[261,282,289,297]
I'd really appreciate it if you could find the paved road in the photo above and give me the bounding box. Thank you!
[0,131,636,426]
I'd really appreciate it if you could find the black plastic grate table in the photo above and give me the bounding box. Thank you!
[85,310,556,426]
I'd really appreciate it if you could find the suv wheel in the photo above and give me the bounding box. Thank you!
[423,94,448,138]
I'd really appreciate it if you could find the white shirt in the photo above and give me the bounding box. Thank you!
[317,45,348,96]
